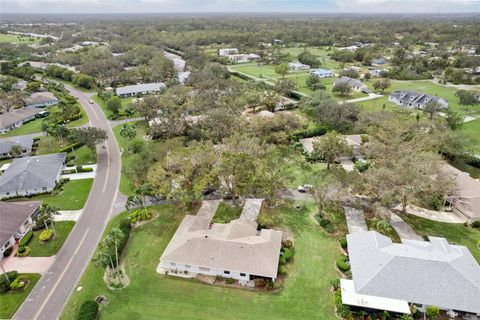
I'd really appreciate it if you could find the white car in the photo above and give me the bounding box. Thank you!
[89,100,94,104]
[297,184,313,193]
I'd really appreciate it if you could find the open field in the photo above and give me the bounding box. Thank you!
[0,34,41,44]
[0,273,41,319]
[11,179,93,210]
[28,221,76,256]
[62,202,340,320]
[402,214,480,263]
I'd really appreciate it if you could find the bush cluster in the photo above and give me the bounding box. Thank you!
[39,229,54,242]
[19,231,33,247]
[336,256,350,272]
[129,208,152,224]
[3,246,13,257]
[77,300,99,320]
[315,213,335,233]
[0,271,18,293]
[16,246,31,257]
[10,275,29,290]
[471,221,480,228]
[339,238,348,250]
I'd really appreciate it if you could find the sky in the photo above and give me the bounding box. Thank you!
[2,0,480,14]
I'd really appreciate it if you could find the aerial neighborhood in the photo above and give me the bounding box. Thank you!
[0,6,480,320]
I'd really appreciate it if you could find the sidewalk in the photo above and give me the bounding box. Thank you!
[54,210,83,221]
[392,204,467,223]
[390,212,423,241]
[240,198,264,221]
[343,206,367,234]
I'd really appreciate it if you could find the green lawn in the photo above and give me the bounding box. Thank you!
[402,214,480,262]
[16,179,94,210]
[0,273,41,319]
[462,118,480,154]
[28,221,75,256]
[36,137,96,166]
[62,202,340,320]
[0,34,41,44]
[281,150,327,188]
[211,202,242,224]
[92,94,135,120]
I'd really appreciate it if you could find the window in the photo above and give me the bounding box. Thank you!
[224,270,230,275]
[199,267,210,272]
[185,265,190,268]
[240,273,246,277]
[42,187,47,190]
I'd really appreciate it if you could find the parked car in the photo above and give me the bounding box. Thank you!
[89,100,94,104]
[297,184,313,193]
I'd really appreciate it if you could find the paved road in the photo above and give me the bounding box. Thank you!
[13,85,121,320]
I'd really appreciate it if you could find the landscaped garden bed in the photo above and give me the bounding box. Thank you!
[210,201,243,224]
[0,272,41,319]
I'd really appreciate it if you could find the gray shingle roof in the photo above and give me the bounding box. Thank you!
[0,201,40,246]
[0,136,34,155]
[0,108,42,130]
[24,92,58,107]
[347,231,480,314]
[116,83,166,96]
[389,90,448,109]
[0,153,66,195]
[334,76,366,89]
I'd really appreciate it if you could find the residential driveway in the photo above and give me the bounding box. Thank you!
[390,212,423,241]
[240,198,264,221]
[393,204,467,223]
[1,256,55,275]
[61,164,97,180]
[54,210,83,222]
[343,206,368,233]
[108,117,144,127]
[344,93,383,104]
[198,200,222,219]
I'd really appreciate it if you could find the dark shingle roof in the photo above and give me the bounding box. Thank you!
[0,136,33,155]
[0,201,40,246]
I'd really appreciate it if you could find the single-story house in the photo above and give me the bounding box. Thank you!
[227,54,250,62]
[342,231,480,315]
[334,76,371,94]
[116,82,166,98]
[0,136,34,158]
[25,92,59,108]
[309,68,335,78]
[219,48,239,56]
[288,62,310,71]
[0,108,43,134]
[158,201,283,285]
[343,66,361,73]
[0,153,66,198]
[0,201,41,259]
[173,58,186,72]
[389,90,448,110]
[177,71,191,85]
[443,163,480,222]
[371,58,386,66]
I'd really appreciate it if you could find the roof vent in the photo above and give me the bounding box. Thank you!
[205,235,208,238]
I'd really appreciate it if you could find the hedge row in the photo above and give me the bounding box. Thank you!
[77,301,99,320]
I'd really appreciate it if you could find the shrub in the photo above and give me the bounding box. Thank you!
[282,248,294,262]
[336,304,352,318]
[129,208,152,224]
[19,230,33,246]
[16,246,31,257]
[471,221,480,228]
[254,278,267,288]
[278,265,287,276]
[118,218,131,234]
[336,256,350,272]
[3,246,13,257]
[0,271,18,293]
[39,229,54,242]
[282,239,293,249]
[279,255,287,266]
[426,306,440,320]
[330,278,340,290]
[226,278,235,284]
[77,300,99,320]
[10,275,29,290]
[339,238,348,250]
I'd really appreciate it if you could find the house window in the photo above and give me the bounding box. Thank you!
[199,267,210,272]
[224,270,230,275]
[240,273,246,277]
[185,265,190,268]
[42,187,47,190]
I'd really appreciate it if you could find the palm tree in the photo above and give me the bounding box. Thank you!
[106,228,124,271]
[37,204,60,237]
[125,195,143,212]
[134,183,154,216]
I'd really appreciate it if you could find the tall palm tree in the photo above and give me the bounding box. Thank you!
[134,183,154,216]
[37,204,59,236]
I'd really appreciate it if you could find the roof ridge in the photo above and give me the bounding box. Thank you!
[356,255,395,292]
[448,254,480,291]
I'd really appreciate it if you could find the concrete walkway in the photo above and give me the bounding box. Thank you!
[1,256,55,275]
[197,200,222,220]
[108,117,144,127]
[54,210,83,222]
[343,206,368,234]
[344,92,383,104]
[390,212,423,241]
[393,204,467,223]
[240,198,264,221]
[61,164,97,180]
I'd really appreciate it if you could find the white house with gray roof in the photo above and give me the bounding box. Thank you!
[0,153,66,198]
[116,83,166,98]
[0,136,34,158]
[342,231,480,315]
[25,92,59,108]
[389,90,448,110]
[0,108,43,134]
[158,200,283,285]
[334,76,371,93]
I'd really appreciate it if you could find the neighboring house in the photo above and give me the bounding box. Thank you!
[0,108,43,134]
[116,82,166,98]
[334,76,371,93]
[0,201,41,259]
[389,90,448,110]
[158,201,283,285]
[25,92,59,108]
[218,48,239,56]
[288,62,310,71]
[0,136,34,158]
[371,58,386,66]
[443,163,480,222]
[0,153,66,198]
[299,134,364,157]
[227,54,250,62]
[309,68,335,78]
[15,80,27,91]
[342,231,480,315]
[177,71,191,85]
[344,66,361,73]
[173,58,186,72]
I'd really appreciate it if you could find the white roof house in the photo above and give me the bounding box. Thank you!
[158,200,282,284]
[116,83,166,98]
[218,48,239,56]
[288,62,310,71]
[343,231,480,315]
[24,92,59,108]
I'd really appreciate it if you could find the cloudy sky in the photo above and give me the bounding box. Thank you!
[2,0,480,14]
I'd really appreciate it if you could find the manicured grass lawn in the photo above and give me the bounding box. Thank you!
[92,94,135,120]
[281,150,328,188]
[402,214,480,262]
[36,137,96,166]
[211,202,242,223]
[28,221,75,256]
[462,118,480,154]
[19,179,94,210]
[0,273,41,319]
[0,34,41,44]
[62,202,340,320]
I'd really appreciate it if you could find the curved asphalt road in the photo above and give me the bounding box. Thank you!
[13,85,121,320]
